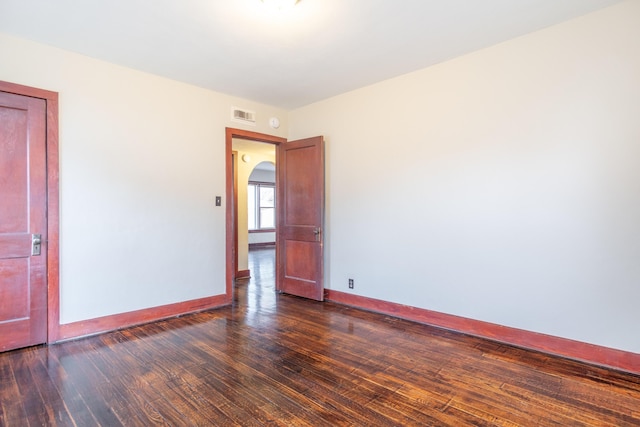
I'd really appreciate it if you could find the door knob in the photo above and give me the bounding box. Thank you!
[32,234,42,256]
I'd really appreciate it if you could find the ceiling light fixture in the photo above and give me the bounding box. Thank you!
[261,0,299,11]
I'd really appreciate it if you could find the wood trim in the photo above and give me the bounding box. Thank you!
[0,81,58,101]
[249,229,276,233]
[227,127,287,144]
[248,180,276,185]
[226,128,285,296]
[249,242,276,249]
[232,150,239,280]
[236,269,251,279]
[325,290,640,375]
[0,80,60,343]
[56,294,229,342]
[46,94,60,343]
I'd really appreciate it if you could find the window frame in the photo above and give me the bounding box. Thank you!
[248,180,276,232]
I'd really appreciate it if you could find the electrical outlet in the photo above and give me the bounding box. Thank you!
[348,279,354,289]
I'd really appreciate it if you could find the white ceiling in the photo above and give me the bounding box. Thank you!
[0,0,624,109]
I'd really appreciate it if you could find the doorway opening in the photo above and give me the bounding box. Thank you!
[225,128,285,302]
[225,128,326,304]
[235,143,276,286]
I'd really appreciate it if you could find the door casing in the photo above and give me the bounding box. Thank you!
[225,128,286,299]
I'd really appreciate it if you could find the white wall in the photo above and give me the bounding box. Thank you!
[289,1,640,353]
[249,168,276,183]
[0,33,287,324]
[249,232,276,246]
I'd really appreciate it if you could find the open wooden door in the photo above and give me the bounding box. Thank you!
[0,91,48,352]
[276,136,325,301]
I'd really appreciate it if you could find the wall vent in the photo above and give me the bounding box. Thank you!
[231,107,256,125]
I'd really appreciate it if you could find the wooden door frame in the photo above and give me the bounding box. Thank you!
[0,80,60,343]
[225,128,286,299]
[231,149,238,281]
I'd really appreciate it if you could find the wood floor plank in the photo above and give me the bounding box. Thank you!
[42,347,101,426]
[101,331,218,426]
[52,341,129,426]
[187,342,339,426]
[197,328,395,425]
[263,326,469,425]
[89,338,190,426]
[0,353,29,426]
[27,351,76,426]
[11,348,56,426]
[456,348,640,425]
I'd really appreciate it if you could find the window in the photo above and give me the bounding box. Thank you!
[248,182,275,230]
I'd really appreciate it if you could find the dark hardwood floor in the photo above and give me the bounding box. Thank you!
[2,247,640,426]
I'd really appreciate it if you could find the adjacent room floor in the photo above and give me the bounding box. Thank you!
[1,247,639,426]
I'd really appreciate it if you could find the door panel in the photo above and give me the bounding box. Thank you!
[277,136,324,301]
[0,91,47,352]
[0,259,30,320]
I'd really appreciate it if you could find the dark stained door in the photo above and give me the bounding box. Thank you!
[276,136,325,301]
[0,91,47,352]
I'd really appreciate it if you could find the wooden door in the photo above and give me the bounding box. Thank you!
[0,91,48,352]
[276,136,325,301]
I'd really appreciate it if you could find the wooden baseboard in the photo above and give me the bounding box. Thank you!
[56,293,230,342]
[236,269,251,279]
[325,289,640,375]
